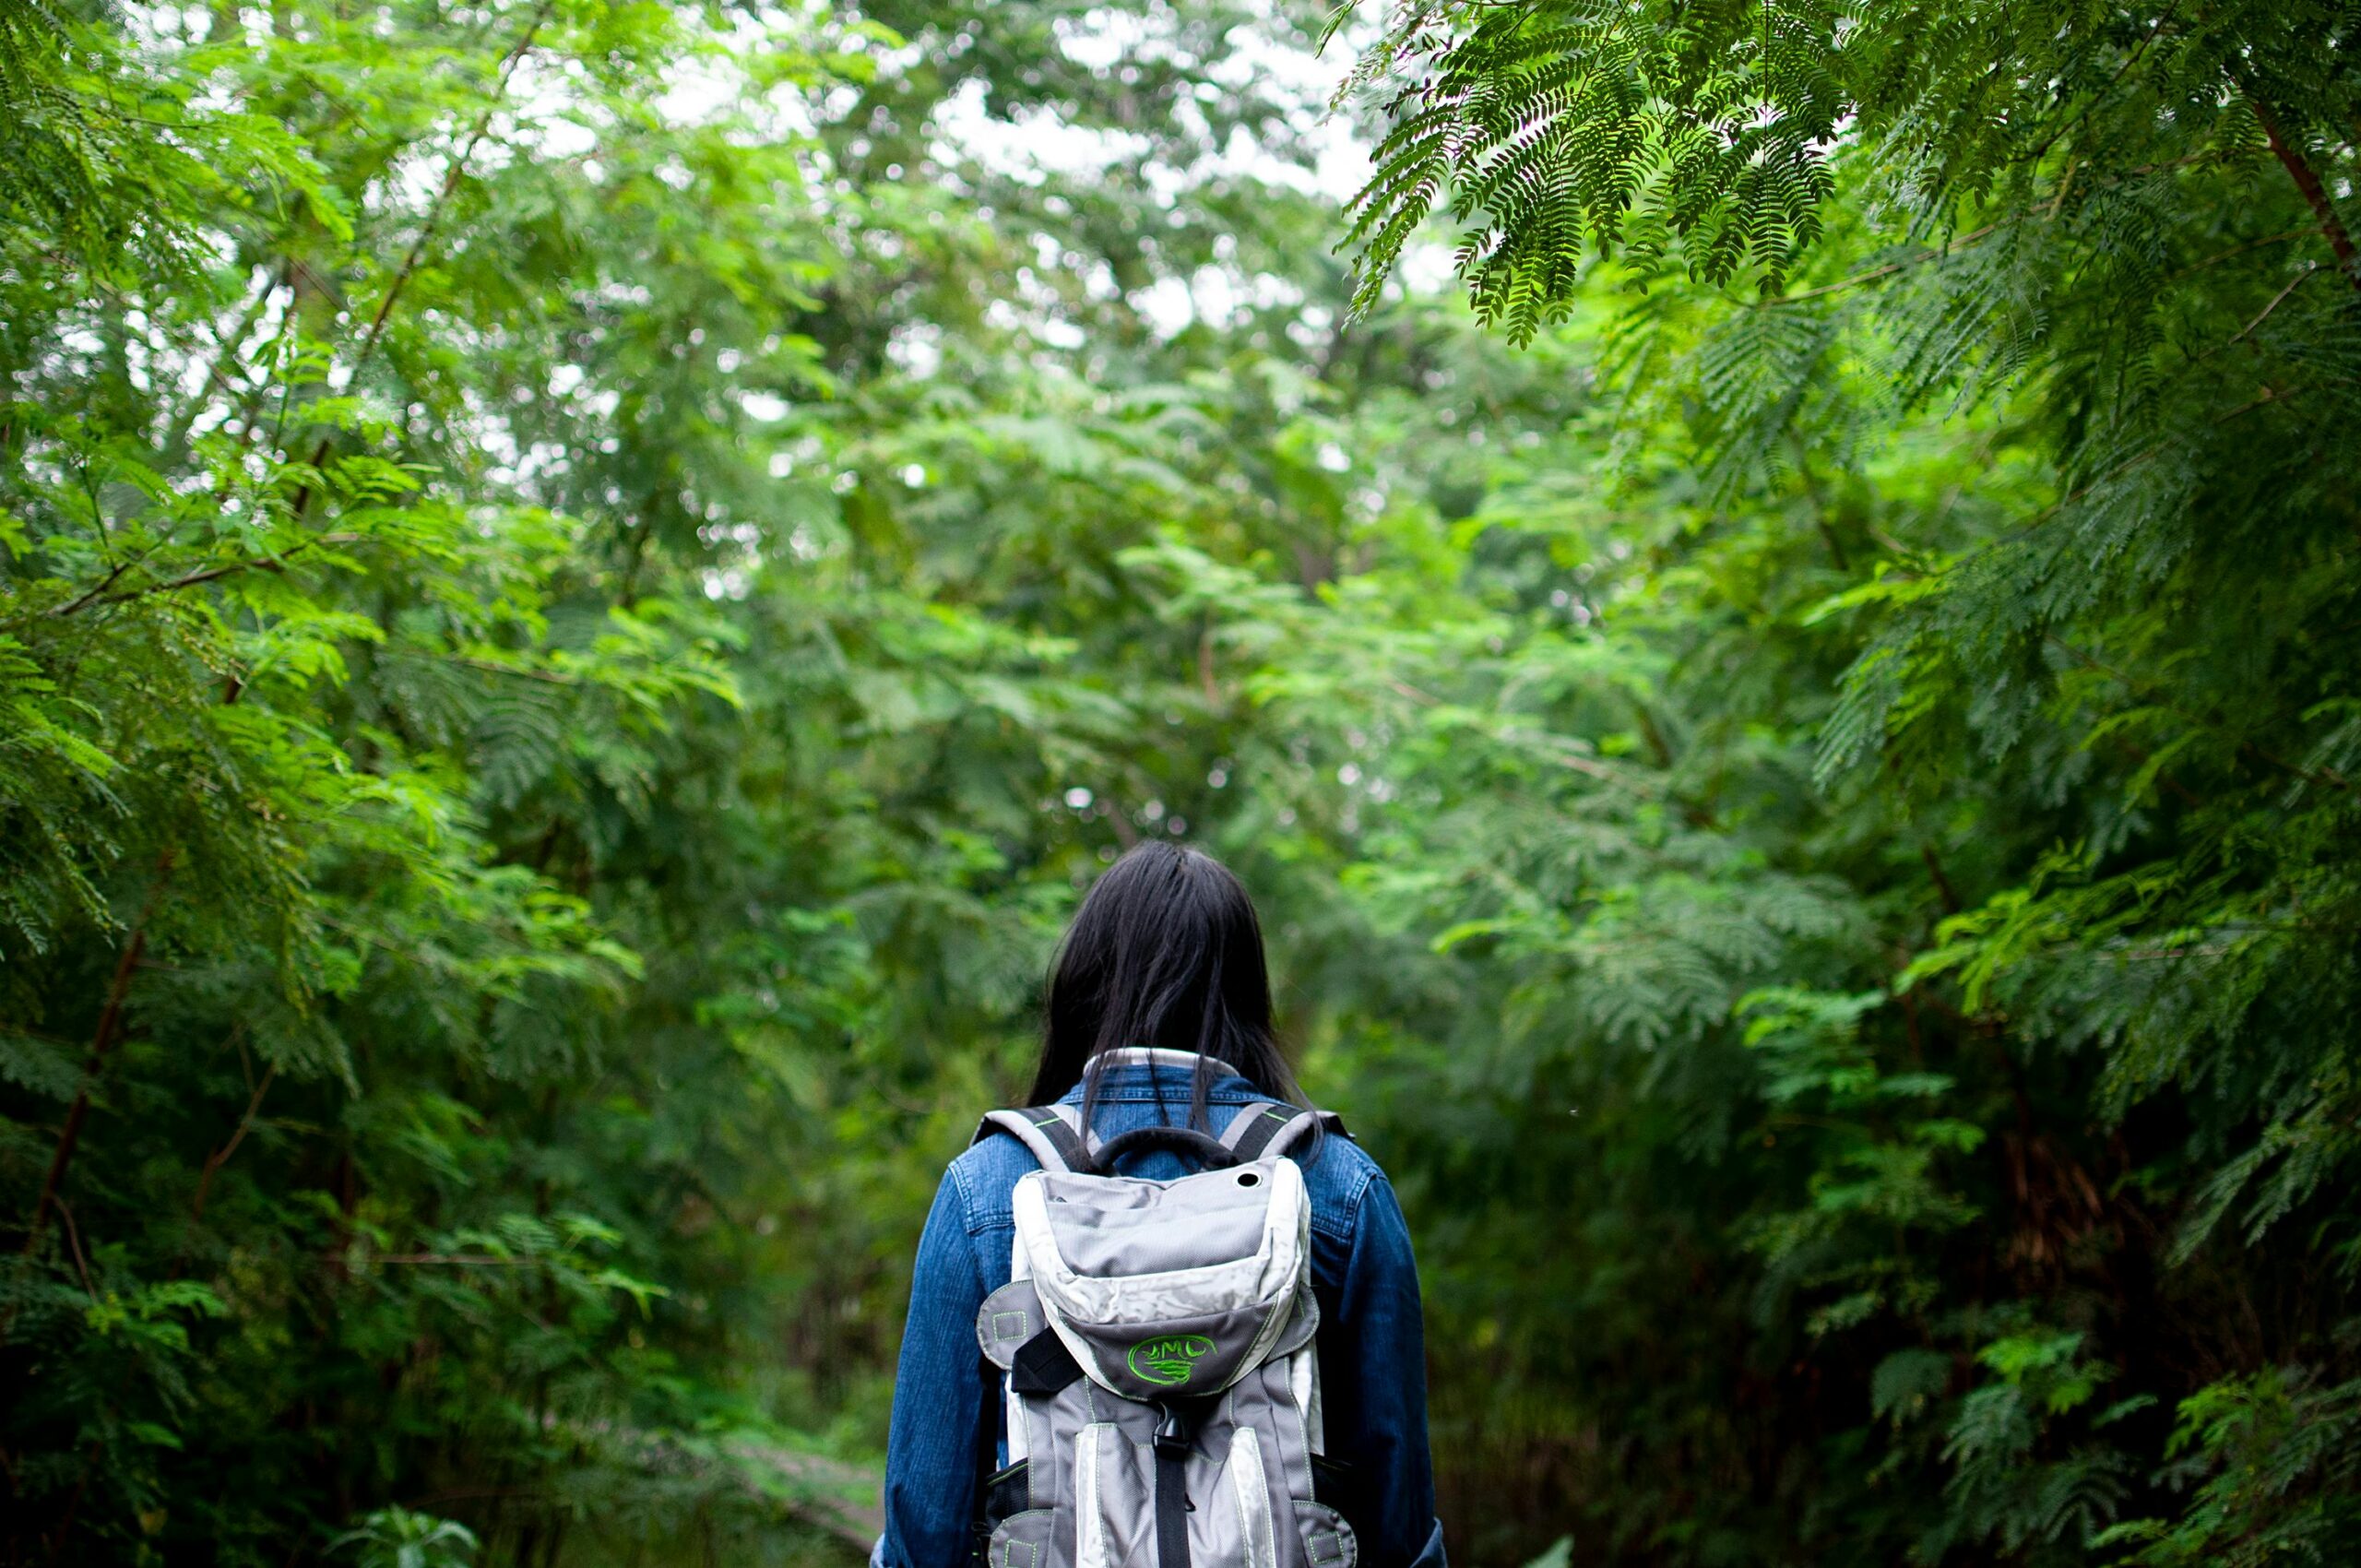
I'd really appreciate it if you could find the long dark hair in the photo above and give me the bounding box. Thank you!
[1028,842,1300,1134]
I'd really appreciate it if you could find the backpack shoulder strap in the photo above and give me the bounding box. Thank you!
[1219,1101,1347,1163]
[974,1105,1096,1174]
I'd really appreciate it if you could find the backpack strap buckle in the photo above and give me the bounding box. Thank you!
[1152,1400,1201,1458]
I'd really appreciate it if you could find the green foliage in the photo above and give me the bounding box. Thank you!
[6,0,2360,1564]
[1336,0,1843,338]
[0,0,1358,1557]
[1318,0,2361,1562]
[334,1508,481,1568]
[2103,1366,2361,1566]
[1340,1,2361,339]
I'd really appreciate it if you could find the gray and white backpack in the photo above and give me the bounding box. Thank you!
[969,1099,1357,1568]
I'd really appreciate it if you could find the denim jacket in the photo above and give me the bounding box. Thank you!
[876,1050,1446,1568]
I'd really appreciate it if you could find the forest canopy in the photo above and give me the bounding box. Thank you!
[5,1,2360,1565]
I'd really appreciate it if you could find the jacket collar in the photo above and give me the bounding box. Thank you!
[1055,1048,1255,1104]
[1086,1047,1242,1076]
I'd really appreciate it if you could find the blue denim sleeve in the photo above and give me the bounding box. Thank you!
[1328,1173,1445,1568]
[879,1167,987,1568]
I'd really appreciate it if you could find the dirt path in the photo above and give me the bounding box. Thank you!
[740,1442,884,1550]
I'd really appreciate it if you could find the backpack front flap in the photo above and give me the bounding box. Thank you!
[1011,1156,1310,1403]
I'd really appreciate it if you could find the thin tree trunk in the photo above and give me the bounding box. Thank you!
[1918,844,1963,917]
[42,1443,101,1566]
[19,850,176,1255]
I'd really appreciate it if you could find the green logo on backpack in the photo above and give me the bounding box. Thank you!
[1127,1334,1214,1386]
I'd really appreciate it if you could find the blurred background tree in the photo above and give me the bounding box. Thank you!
[3,1,2358,1566]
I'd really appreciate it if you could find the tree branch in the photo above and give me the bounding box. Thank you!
[2046,634,2357,800]
[163,262,287,459]
[2246,93,2361,296]
[350,0,555,381]
[2226,262,2318,348]
[50,532,361,616]
[1767,223,2000,306]
[288,0,557,517]
[1789,432,1849,571]
[189,1063,276,1225]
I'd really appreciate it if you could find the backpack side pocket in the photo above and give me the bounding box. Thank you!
[1294,1502,1358,1568]
[984,1507,1056,1568]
